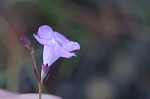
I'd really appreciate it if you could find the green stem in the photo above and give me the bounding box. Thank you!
[39,83,42,99]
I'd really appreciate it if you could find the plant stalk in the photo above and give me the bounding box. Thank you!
[29,49,42,99]
[39,82,42,99]
[30,51,41,86]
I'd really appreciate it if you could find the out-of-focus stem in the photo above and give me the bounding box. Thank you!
[20,36,43,99]
[30,50,41,86]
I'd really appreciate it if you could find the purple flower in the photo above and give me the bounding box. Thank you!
[33,25,80,67]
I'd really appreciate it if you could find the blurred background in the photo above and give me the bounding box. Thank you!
[0,0,150,99]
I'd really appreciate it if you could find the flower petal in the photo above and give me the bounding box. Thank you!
[55,46,75,58]
[38,25,54,40]
[43,46,59,66]
[63,41,80,52]
[33,34,53,46]
[54,32,69,45]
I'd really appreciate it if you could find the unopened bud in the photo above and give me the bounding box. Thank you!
[20,35,31,50]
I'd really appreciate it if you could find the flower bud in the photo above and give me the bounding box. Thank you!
[20,35,31,50]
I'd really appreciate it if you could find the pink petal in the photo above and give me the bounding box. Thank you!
[54,32,69,45]
[63,41,80,52]
[38,25,54,40]
[33,34,53,46]
[43,46,59,66]
[55,46,75,58]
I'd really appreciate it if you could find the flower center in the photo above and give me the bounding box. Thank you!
[51,38,64,47]
[52,39,58,45]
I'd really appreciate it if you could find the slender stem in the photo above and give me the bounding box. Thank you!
[39,83,42,99]
[30,51,41,86]
[28,48,43,99]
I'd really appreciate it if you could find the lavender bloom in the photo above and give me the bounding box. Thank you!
[34,25,80,67]
[34,25,80,81]
[34,25,80,62]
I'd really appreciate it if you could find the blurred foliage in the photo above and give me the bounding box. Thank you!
[0,0,150,99]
